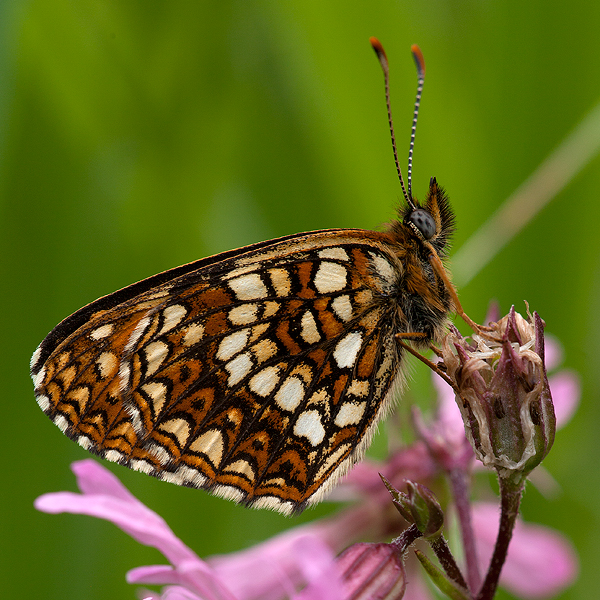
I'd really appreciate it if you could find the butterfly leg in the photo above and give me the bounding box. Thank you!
[394,333,461,395]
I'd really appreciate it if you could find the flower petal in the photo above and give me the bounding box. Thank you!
[210,532,340,600]
[544,335,564,372]
[128,565,185,586]
[432,373,467,446]
[71,458,140,502]
[292,536,343,600]
[35,460,236,600]
[34,490,197,567]
[157,586,205,600]
[548,371,580,428]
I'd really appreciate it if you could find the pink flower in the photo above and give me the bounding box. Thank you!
[472,503,578,599]
[34,459,343,600]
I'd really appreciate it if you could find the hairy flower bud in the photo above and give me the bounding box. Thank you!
[381,476,444,539]
[441,307,555,485]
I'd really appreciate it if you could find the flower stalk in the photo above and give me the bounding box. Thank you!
[476,479,524,600]
[447,466,480,593]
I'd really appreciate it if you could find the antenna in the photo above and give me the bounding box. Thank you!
[408,45,425,201]
[370,38,426,208]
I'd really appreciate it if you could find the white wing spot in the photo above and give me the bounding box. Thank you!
[334,331,363,369]
[314,262,347,294]
[213,484,244,503]
[217,329,250,361]
[173,464,207,487]
[369,252,399,290]
[130,459,156,476]
[229,273,268,300]
[252,338,278,363]
[275,376,305,411]
[225,352,253,386]
[77,435,92,451]
[318,247,349,261]
[125,404,143,435]
[294,410,325,446]
[251,496,295,515]
[159,418,191,447]
[183,323,204,346]
[229,304,258,325]
[269,268,292,297]
[144,341,169,376]
[97,352,118,379]
[147,443,172,466]
[331,295,353,322]
[300,310,321,344]
[90,324,114,340]
[142,381,168,415]
[249,366,280,397]
[190,430,224,467]
[159,304,187,334]
[348,379,370,397]
[224,459,256,480]
[334,401,366,426]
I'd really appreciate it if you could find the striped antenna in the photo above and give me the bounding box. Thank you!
[370,38,426,207]
[408,45,425,201]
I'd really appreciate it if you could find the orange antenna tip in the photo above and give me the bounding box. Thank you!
[411,44,426,77]
[370,37,388,65]
[370,37,385,55]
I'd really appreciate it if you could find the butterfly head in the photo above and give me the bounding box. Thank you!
[401,176,455,255]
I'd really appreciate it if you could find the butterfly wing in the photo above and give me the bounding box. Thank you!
[31,229,409,514]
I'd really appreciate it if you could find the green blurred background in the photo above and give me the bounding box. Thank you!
[2,1,599,599]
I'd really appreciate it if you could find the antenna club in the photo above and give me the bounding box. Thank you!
[370,37,389,72]
[411,44,426,77]
[370,37,386,58]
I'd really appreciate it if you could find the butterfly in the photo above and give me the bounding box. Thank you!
[31,39,459,515]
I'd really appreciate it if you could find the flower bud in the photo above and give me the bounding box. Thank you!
[381,476,444,539]
[336,542,406,600]
[441,307,555,486]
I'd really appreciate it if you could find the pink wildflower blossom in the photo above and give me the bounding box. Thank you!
[34,460,343,600]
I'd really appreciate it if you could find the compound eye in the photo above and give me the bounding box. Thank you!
[407,209,436,240]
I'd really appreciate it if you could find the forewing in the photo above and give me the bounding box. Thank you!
[31,230,407,514]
